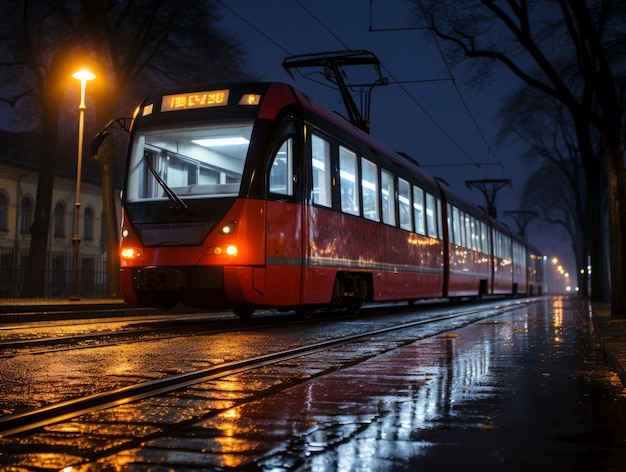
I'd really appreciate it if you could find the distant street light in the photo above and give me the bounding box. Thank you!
[70,68,95,300]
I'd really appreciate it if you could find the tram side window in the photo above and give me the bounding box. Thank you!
[465,214,473,249]
[496,232,505,260]
[413,186,425,235]
[435,198,442,239]
[481,222,489,253]
[361,158,379,221]
[459,210,467,247]
[339,146,359,215]
[381,170,396,226]
[452,206,461,245]
[311,134,331,207]
[426,193,437,239]
[398,178,412,231]
[268,137,293,196]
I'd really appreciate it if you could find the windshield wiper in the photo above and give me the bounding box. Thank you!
[144,152,192,214]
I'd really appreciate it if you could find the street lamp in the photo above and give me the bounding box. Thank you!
[70,68,95,300]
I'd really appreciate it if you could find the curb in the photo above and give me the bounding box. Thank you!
[592,303,626,387]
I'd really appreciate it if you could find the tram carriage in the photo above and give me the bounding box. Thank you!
[110,82,542,318]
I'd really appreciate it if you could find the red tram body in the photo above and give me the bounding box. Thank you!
[116,82,542,317]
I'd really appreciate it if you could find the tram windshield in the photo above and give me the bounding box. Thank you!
[125,122,253,203]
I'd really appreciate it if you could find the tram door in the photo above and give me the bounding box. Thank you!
[264,134,304,306]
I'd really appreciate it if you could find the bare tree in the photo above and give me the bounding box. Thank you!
[499,85,600,297]
[413,0,626,316]
[0,0,252,298]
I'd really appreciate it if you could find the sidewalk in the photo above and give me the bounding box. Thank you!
[592,302,626,387]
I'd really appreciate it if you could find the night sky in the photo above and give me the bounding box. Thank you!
[0,0,576,276]
[218,0,573,272]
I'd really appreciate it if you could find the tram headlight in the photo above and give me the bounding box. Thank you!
[220,221,236,235]
[207,245,237,256]
[121,227,130,238]
[121,247,142,260]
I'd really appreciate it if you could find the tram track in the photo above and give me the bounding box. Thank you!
[0,298,534,439]
[0,310,301,357]
[0,302,436,357]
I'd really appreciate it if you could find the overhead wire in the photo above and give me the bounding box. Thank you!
[219,0,516,194]
[295,0,485,168]
[217,0,293,56]
[421,6,515,185]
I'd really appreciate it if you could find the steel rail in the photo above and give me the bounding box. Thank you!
[0,299,533,437]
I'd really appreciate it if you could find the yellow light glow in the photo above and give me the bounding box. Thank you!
[162,89,229,111]
[72,69,96,81]
[220,222,236,234]
[239,94,261,105]
[226,245,237,256]
[121,248,142,259]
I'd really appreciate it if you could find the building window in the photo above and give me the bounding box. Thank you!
[53,201,66,237]
[101,211,106,243]
[20,195,33,234]
[0,192,8,231]
[84,207,94,240]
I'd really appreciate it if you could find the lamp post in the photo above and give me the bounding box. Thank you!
[70,68,95,300]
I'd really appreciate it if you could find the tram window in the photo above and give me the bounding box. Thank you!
[470,217,478,250]
[465,214,472,249]
[361,158,379,221]
[398,178,412,231]
[452,206,461,245]
[426,193,437,239]
[481,222,489,253]
[381,170,396,226]
[413,186,425,235]
[268,137,293,196]
[436,198,442,239]
[339,146,359,215]
[311,134,331,207]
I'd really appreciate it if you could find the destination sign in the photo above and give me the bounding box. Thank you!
[161,90,229,111]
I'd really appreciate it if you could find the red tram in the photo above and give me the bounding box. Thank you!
[111,82,542,317]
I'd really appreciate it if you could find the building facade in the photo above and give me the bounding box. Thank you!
[0,130,119,298]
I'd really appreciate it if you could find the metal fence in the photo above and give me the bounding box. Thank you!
[0,245,109,299]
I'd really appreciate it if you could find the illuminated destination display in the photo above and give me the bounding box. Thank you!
[161,89,229,111]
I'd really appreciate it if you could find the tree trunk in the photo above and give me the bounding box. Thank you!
[604,137,626,317]
[22,108,58,297]
[97,136,121,299]
[22,56,67,298]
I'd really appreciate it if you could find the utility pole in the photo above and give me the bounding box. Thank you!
[466,179,511,218]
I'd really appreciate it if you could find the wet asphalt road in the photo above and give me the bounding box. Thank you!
[1,296,625,471]
[188,296,625,471]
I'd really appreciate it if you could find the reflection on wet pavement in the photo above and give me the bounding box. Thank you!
[84,297,623,471]
[4,297,625,471]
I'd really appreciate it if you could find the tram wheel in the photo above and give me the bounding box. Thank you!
[347,300,362,315]
[296,307,314,319]
[233,304,255,319]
